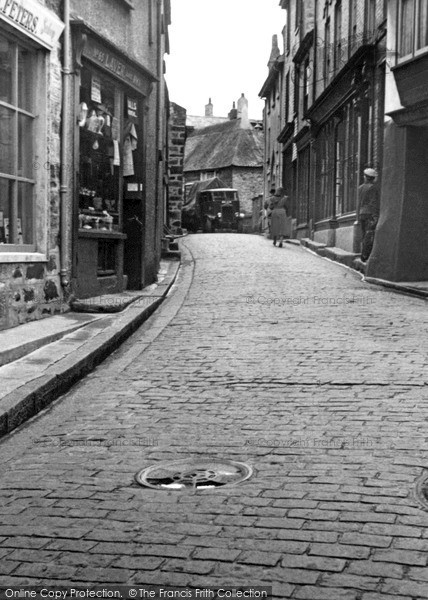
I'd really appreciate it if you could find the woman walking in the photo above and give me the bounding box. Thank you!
[270,187,289,247]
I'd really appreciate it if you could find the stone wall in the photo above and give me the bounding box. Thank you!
[231,167,264,215]
[0,260,65,331]
[168,103,187,233]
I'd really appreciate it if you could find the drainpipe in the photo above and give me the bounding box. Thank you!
[60,0,71,290]
[155,0,163,262]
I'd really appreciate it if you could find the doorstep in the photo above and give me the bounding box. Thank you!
[364,277,428,299]
[297,238,428,300]
[321,247,360,267]
[300,238,327,253]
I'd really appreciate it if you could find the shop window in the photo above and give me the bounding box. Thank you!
[78,67,120,232]
[297,147,310,225]
[0,36,37,250]
[335,120,344,216]
[315,123,335,221]
[327,106,359,218]
[342,103,358,214]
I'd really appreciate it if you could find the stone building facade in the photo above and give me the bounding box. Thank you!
[70,0,171,295]
[168,102,187,233]
[262,0,387,252]
[0,0,171,330]
[0,0,65,331]
[367,0,428,281]
[259,35,284,199]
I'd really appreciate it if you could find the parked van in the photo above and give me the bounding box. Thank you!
[182,178,244,233]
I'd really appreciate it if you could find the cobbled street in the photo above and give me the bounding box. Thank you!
[1,233,428,599]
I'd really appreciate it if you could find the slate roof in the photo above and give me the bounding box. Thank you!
[184,118,264,172]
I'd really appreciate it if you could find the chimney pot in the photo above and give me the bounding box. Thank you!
[205,98,213,117]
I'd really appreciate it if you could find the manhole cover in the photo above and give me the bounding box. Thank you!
[414,472,428,510]
[135,459,252,490]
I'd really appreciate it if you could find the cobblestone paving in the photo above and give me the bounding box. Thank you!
[1,234,428,599]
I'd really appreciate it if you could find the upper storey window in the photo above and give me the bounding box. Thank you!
[398,0,428,60]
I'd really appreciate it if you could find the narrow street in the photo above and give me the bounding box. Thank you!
[1,233,428,599]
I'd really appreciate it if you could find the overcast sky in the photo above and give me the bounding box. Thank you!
[165,0,285,120]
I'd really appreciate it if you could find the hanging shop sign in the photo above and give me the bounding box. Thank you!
[82,36,152,96]
[0,0,64,49]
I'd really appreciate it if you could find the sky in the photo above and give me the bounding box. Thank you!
[165,0,285,120]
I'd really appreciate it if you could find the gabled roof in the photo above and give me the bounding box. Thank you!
[184,118,264,172]
[186,115,228,129]
[259,55,284,98]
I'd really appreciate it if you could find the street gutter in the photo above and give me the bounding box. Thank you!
[0,260,181,440]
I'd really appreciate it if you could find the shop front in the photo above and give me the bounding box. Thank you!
[0,0,64,330]
[71,24,157,298]
[367,0,428,282]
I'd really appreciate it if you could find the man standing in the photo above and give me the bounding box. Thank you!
[358,168,379,262]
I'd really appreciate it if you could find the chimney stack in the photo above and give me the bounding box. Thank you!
[205,98,213,117]
[228,101,238,120]
[268,34,280,69]
[237,93,250,129]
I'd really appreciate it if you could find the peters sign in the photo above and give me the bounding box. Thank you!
[0,0,64,49]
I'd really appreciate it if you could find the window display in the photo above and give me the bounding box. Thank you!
[78,67,120,232]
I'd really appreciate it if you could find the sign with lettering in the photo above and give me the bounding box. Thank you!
[91,75,102,103]
[83,37,152,96]
[0,0,64,49]
[127,97,138,119]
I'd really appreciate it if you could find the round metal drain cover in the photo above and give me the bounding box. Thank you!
[414,472,428,510]
[135,459,252,490]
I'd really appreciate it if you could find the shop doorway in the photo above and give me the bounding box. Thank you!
[123,196,144,289]
[122,97,145,290]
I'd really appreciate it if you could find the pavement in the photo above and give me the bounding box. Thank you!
[0,234,428,599]
[299,237,428,298]
[0,260,180,438]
